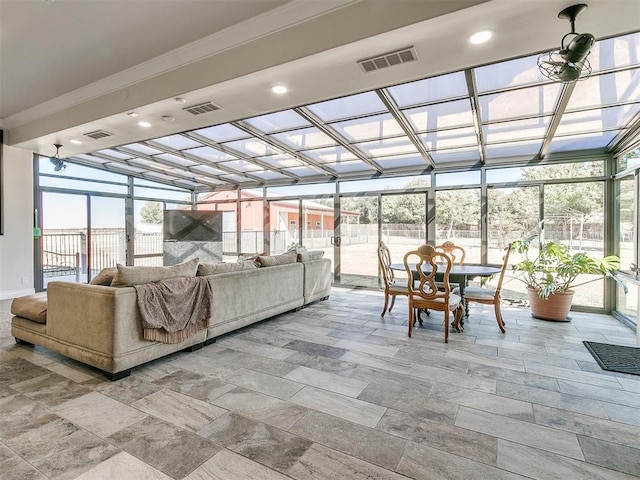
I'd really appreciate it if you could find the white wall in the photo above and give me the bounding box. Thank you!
[0,145,34,299]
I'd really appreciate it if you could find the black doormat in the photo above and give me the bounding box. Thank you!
[583,341,640,376]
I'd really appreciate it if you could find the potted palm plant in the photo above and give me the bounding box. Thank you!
[511,236,625,321]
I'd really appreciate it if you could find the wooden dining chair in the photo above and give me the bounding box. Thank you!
[434,241,466,265]
[434,241,466,291]
[403,244,464,342]
[454,243,513,333]
[378,241,409,317]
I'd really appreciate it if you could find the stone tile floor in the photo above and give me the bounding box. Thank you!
[1,287,640,479]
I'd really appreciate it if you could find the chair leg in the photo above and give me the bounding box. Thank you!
[494,300,506,333]
[453,306,463,333]
[407,301,413,338]
[381,292,389,317]
[388,295,397,313]
[444,310,449,343]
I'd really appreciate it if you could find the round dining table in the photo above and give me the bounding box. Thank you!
[389,263,501,318]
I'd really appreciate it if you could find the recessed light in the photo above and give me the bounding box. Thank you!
[161,115,175,122]
[69,139,82,145]
[469,30,493,44]
[127,112,139,117]
[271,85,288,94]
[138,121,152,128]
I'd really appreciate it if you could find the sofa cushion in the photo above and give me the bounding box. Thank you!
[297,250,325,263]
[89,267,118,286]
[237,252,266,264]
[256,252,297,267]
[10,292,48,324]
[111,258,199,287]
[197,261,257,276]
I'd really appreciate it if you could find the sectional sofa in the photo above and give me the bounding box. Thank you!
[10,253,331,380]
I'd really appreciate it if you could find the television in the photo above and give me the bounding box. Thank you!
[163,210,222,242]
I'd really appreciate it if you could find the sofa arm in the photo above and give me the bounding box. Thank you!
[302,258,332,304]
[46,281,138,356]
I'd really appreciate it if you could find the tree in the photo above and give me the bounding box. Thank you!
[139,201,163,224]
[435,190,480,237]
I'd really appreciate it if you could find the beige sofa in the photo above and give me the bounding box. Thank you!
[10,257,331,380]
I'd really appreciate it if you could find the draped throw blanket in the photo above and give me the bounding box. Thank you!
[134,276,212,344]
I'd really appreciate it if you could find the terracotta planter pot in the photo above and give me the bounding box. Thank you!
[527,287,574,322]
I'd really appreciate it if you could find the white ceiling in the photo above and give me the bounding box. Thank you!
[1,0,639,160]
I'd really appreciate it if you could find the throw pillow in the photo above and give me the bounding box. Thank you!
[197,261,257,276]
[256,252,297,267]
[89,267,118,286]
[297,250,325,262]
[10,292,48,324]
[111,258,199,287]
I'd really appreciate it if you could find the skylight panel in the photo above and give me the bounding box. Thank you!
[324,160,376,173]
[127,158,157,169]
[155,153,199,167]
[250,170,290,180]
[122,143,163,155]
[255,154,303,168]
[374,153,428,169]
[107,163,146,174]
[303,146,358,163]
[354,137,419,157]
[404,99,475,132]
[474,54,546,92]
[429,147,480,164]
[190,165,225,176]
[195,124,249,142]
[484,140,543,159]
[555,105,640,136]
[386,71,468,107]
[587,32,640,73]
[143,171,178,181]
[97,149,133,160]
[330,113,404,142]
[244,110,310,133]
[151,135,202,150]
[73,154,110,163]
[184,146,237,162]
[217,160,263,173]
[220,173,253,183]
[223,139,282,157]
[564,68,640,111]
[478,83,562,123]
[306,91,386,121]
[483,117,551,143]
[271,127,336,150]
[283,166,322,177]
[548,131,620,153]
[419,127,477,150]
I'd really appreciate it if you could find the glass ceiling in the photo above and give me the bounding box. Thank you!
[69,32,640,192]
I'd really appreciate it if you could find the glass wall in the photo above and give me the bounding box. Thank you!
[90,196,126,277]
[339,195,379,287]
[36,152,637,318]
[614,148,639,325]
[545,182,605,308]
[435,189,481,263]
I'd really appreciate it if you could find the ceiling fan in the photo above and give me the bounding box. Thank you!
[49,144,68,172]
[537,4,595,83]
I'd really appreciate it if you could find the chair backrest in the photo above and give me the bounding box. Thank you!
[494,242,513,296]
[378,241,396,287]
[435,241,466,265]
[403,244,453,301]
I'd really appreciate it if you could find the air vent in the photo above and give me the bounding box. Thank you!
[183,101,220,115]
[358,47,418,73]
[83,130,113,140]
